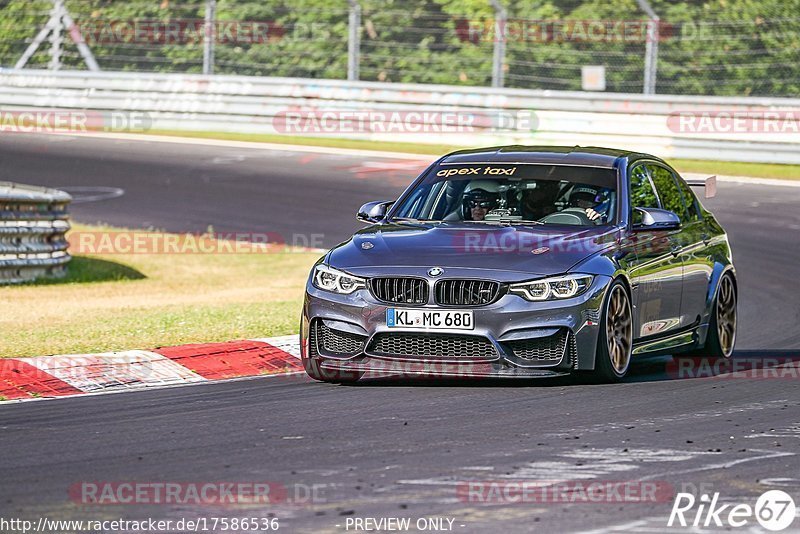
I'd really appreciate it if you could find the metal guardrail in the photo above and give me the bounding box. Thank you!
[1,69,799,164]
[0,182,71,284]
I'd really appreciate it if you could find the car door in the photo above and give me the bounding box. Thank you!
[670,170,715,329]
[647,163,713,331]
[627,162,684,339]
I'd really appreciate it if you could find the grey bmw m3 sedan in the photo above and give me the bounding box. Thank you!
[300,146,737,383]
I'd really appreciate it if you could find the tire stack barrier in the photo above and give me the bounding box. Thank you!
[0,182,71,284]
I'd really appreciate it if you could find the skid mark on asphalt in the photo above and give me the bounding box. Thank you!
[498,449,722,484]
[211,154,247,164]
[337,428,799,520]
[744,424,800,440]
[573,445,799,533]
[544,399,792,438]
[635,449,795,482]
[398,448,725,490]
[395,447,796,526]
[759,478,800,491]
[495,449,724,487]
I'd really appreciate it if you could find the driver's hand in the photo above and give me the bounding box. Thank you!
[585,208,601,221]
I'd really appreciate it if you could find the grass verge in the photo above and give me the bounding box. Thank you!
[1,224,319,358]
[149,129,800,181]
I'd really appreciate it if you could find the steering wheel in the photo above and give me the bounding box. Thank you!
[539,207,593,226]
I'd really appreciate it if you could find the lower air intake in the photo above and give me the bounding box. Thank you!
[314,321,366,356]
[368,332,497,360]
[505,329,570,365]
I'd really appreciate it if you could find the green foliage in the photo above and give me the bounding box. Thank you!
[0,0,797,96]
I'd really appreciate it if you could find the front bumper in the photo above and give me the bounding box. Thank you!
[301,274,611,378]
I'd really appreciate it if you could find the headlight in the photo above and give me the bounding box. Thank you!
[509,274,593,301]
[312,264,366,294]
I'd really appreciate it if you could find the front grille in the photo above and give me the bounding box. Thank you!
[315,321,367,356]
[368,333,497,360]
[505,329,569,364]
[435,279,500,306]
[370,277,429,305]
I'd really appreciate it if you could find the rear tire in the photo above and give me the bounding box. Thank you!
[592,280,633,382]
[303,357,364,384]
[683,273,737,359]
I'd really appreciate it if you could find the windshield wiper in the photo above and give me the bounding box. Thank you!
[500,219,545,225]
[390,217,440,223]
[463,219,545,226]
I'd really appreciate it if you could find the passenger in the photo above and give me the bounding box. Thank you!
[462,189,499,221]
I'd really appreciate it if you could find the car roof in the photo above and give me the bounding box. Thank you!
[439,145,657,169]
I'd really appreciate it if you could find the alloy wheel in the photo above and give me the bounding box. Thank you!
[716,275,737,357]
[606,285,633,375]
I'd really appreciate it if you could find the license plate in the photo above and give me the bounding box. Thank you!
[386,308,473,330]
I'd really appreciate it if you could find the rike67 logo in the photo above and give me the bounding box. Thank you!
[668,490,796,531]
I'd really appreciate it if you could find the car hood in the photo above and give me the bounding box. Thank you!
[327,222,619,281]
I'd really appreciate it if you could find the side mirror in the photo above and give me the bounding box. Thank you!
[356,200,394,223]
[632,207,681,231]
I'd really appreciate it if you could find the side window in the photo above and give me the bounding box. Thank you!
[674,175,701,222]
[629,164,660,209]
[628,164,660,225]
[394,183,429,219]
[647,164,689,222]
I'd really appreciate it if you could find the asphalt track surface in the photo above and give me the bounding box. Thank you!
[1,134,800,533]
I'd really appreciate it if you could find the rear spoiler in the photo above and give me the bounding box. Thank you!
[686,175,717,198]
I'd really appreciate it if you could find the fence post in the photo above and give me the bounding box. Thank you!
[347,0,361,81]
[636,0,659,94]
[489,0,506,88]
[203,0,216,75]
[14,0,100,71]
[61,10,100,71]
[48,0,64,70]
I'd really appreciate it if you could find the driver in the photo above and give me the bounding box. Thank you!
[568,186,611,222]
[520,181,561,220]
[462,188,499,221]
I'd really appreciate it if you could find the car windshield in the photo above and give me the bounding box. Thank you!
[391,163,618,226]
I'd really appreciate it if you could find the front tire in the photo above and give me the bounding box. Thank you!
[593,280,633,382]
